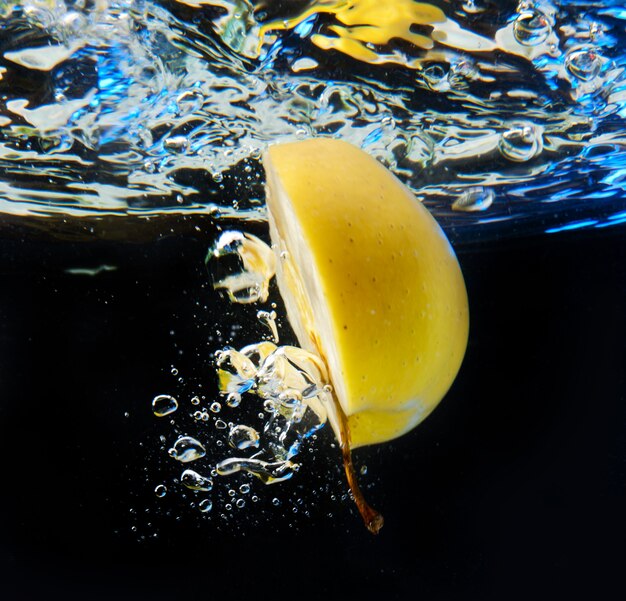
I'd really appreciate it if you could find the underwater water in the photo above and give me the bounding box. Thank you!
[0,1,625,599]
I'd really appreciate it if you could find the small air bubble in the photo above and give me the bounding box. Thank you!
[152,394,178,417]
[226,392,241,407]
[198,499,212,513]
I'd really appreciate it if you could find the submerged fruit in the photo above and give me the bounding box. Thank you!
[263,139,469,532]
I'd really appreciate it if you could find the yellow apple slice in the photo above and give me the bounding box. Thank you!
[263,139,469,532]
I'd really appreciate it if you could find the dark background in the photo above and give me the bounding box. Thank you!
[0,220,624,600]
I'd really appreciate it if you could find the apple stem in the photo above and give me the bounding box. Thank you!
[335,401,384,534]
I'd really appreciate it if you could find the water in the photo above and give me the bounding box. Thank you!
[0,1,624,597]
[0,0,625,242]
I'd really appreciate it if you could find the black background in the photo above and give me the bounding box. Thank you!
[0,220,624,600]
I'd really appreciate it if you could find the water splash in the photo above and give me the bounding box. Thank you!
[0,0,624,241]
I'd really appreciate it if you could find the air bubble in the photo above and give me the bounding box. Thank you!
[215,419,228,429]
[181,469,213,491]
[152,394,178,417]
[257,310,279,343]
[216,457,299,484]
[210,401,222,413]
[239,484,250,494]
[226,392,242,408]
[154,484,167,497]
[236,499,245,508]
[565,47,602,82]
[498,124,543,162]
[513,10,551,46]
[191,396,200,405]
[207,231,276,304]
[462,0,484,13]
[163,135,188,152]
[228,424,261,450]
[452,187,495,212]
[198,499,212,513]
[168,436,206,463]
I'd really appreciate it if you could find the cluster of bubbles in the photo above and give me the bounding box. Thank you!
[147,228,336,521]
[0,0,624,239]
[213,341,330,483]
[149,344,331,517]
